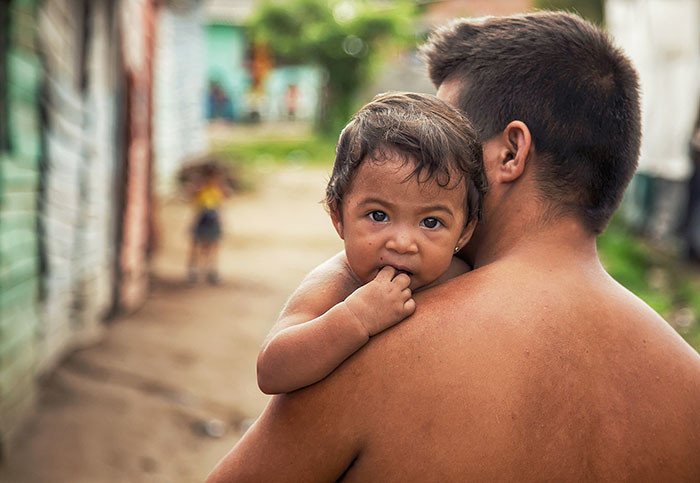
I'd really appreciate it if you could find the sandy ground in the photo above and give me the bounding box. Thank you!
[0,164,342,483]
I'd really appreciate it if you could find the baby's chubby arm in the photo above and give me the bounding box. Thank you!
[257,252,414,394]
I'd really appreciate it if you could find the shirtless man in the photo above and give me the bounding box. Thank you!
[208,12,700,481]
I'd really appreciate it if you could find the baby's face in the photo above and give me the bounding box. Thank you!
[332,153,472,291]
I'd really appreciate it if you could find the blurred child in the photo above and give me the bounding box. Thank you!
[256,92,486,394]
[186,162,230,284]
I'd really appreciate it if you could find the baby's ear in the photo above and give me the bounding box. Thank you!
[330,205,344,240]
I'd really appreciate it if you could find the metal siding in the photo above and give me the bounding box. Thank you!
[0,0,41,451]
[153,4,208,196]
[73,0,119,343]
[0,0,153,455]
[37,0,88,373]
[37,0,122,368]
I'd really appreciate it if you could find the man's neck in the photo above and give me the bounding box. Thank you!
[471,211,600,270]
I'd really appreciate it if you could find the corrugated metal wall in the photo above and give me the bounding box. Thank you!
[73,0,120,344]
[0,0,42,448]
[37,0,91,371]
[153,2,208,196]
[0,0,212,456]
[1,0,158,454]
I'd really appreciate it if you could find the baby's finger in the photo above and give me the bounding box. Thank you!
[401,288,412,301]
[375,266,396,282]
[392,272,411,288]
[403,298,416,315]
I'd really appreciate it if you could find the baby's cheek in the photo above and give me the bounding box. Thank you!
[433,254,455,278]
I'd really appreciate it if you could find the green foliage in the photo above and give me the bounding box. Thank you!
[249,0,417,136]
[598,217,700,351]
[214,135,337,167]
[534,0,605,24]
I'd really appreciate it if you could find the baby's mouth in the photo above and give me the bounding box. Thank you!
[388,266,413,277]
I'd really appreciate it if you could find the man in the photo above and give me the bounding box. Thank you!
[208,12,700,481]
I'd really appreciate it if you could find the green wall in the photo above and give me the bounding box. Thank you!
[205,23,249,120]
[204,23,322,122]
[0,0,42,450]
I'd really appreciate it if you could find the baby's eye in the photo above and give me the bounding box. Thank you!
[369,211,388,222]
[421,217,442,229]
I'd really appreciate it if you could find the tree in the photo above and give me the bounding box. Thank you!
[534,0,605,24]
[249,0,416,136]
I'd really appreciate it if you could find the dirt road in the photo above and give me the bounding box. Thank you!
[0,165,341,483]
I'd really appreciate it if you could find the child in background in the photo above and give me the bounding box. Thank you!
[186,161,230,284]
[257,92,486,394]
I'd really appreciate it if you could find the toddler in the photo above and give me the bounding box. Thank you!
[186,162,230,284]
[257,92,486,394]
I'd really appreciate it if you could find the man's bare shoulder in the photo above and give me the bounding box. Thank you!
[333,257,700,408]
[321,261,700,480]
[225,261,700,481]
[211,267,504,481]
[207,351,368,482]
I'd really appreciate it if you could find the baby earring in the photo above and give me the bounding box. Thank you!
[454,246,460,253]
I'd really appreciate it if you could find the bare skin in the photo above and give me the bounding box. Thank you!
[209,240,700,481]
[208,86,700,480]
[257,155,474,394]
[187,240,219,277]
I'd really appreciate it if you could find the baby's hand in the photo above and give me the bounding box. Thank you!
[344,266,416,337]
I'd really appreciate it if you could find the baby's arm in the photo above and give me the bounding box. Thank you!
[257,252,415,394]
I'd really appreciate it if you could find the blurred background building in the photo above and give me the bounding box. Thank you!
[204,0,324,124]
[0,0,207,455]
[607,0,700,256]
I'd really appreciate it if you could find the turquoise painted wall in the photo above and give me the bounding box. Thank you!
[204,24,323,123]
[264,65,323,121]
[205,24,249,120]
[0,0,42,449]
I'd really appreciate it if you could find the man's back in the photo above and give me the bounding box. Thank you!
[207,240,700,482]
[330,252,700,481]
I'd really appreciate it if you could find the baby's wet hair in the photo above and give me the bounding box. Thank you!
[326,91,487,225]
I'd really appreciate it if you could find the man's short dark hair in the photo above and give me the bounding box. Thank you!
[326,91,486,225]
[420,11,641,233]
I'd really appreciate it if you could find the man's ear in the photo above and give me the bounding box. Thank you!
[330,206,345,240]
[497,120,532,183]
[456,217,477,252]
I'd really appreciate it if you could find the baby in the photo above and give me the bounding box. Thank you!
[257,92,486,394]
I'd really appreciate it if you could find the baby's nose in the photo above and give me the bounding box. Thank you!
[386,230,418,254]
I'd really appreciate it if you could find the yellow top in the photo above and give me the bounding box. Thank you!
[195,184,224,210]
